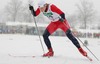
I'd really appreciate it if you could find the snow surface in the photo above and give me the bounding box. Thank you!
[0,34,100,64]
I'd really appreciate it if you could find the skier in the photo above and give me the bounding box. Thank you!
[29,1,87,57]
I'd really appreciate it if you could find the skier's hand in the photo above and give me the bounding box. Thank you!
[29,5,34,10]
[59,18,65,22]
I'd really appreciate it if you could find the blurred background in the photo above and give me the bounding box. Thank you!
[0,0,100,38]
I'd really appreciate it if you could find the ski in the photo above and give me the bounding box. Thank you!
[8,54,35,58]
[8,54,52,58]
[86,55,93,61]
[8,54,93,61]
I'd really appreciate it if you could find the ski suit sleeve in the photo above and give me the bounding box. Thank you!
[33,8,41,16]
[50,4,65,19]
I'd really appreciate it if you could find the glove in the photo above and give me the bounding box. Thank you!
[59,18,65,22]
[29,5,36,16]
[29,5,34,10]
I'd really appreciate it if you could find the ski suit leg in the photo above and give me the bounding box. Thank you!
[58,20,87,56]
[58,20,81,48]
[66,29,87,56]
[43,29,51,49]
[43,22,58,49]
[58,20,70,32]
[66,29,81,48]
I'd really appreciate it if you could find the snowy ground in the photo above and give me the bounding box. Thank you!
[0,34,100,64]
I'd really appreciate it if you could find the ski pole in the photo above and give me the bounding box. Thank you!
[63,22,99,61]
[29,4,45,54]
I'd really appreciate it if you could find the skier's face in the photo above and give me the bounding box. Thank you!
[39,5,46,12]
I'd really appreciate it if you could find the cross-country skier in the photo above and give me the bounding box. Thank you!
[29,1,87,57]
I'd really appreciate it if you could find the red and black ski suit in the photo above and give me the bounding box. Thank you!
[32,4,81,50]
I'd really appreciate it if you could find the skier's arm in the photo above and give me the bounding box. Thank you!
[29,5,40,16]
[51,4,65,21]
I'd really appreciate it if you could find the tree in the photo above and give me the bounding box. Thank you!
[67,14,78,28]
[20,5,32,22]
[76,0,95,29]
[4,0,24,22]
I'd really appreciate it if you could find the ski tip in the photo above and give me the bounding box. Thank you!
[42,55,53,58]
[86,55,93,61]
[32,56,35,57]
[88,58,93,61]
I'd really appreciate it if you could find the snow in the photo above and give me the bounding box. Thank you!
[0,34,100,64]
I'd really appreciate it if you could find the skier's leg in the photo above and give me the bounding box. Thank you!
[43,29,52,49]
[59,21,80,48]
[43,29,54,57]
[42,22,58,57]
[59,20,87,56]
[66,29,87,56]
[66,29,81,48]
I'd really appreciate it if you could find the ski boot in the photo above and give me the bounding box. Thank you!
[43,48,54,57]
[78,48,87,56]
